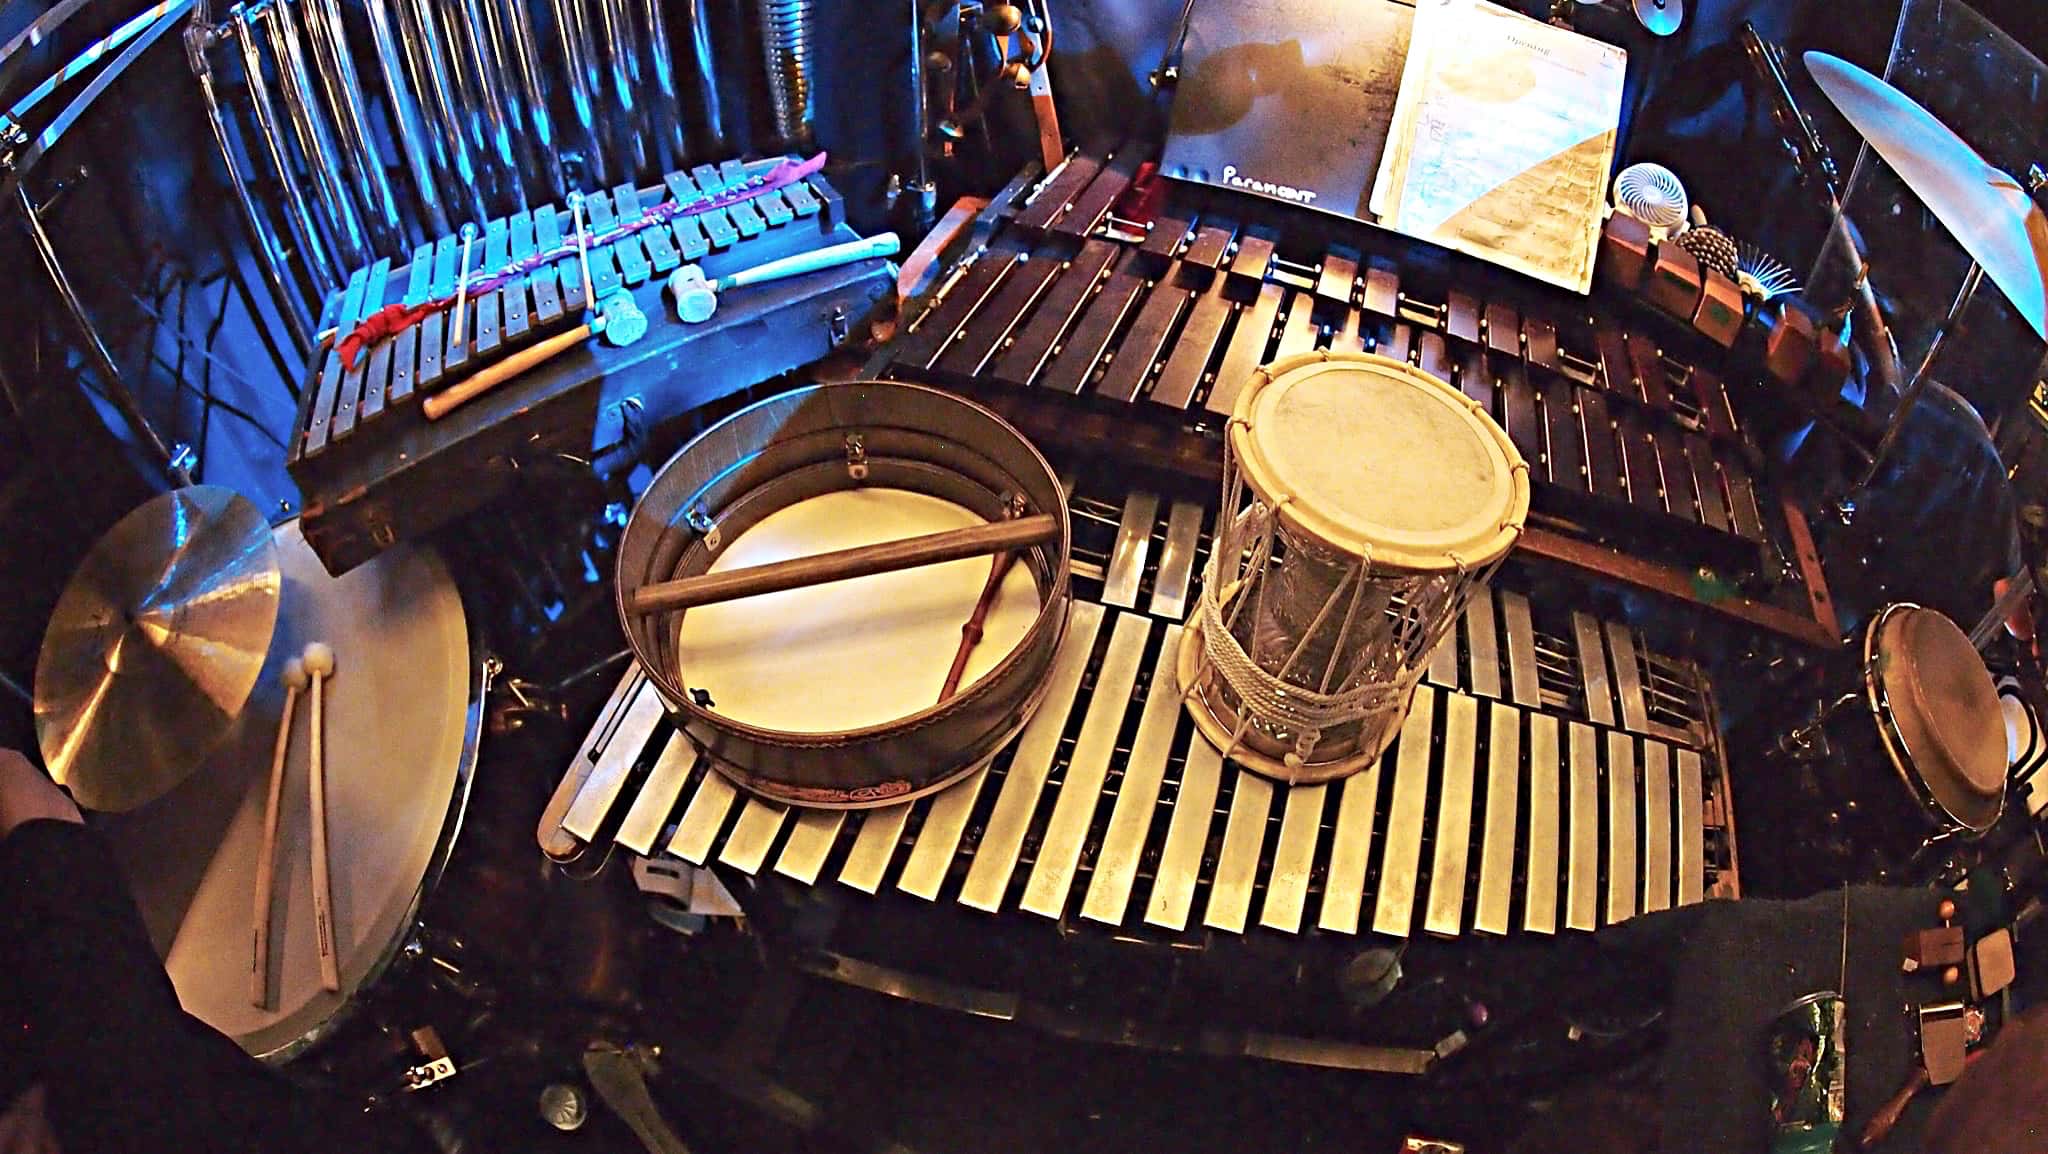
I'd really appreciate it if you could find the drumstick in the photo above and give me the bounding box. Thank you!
[626,513,1059,616]
[938,550,1021,702]
[423,319,596,420]
[250,658,308,1009]
[451,221,478,355]
[569,191,594,312]
[302,642,342,994]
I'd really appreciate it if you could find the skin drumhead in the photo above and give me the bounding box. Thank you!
[672,488,1040,733]
[1235,352,1528,570]
[1876,605,2006,828]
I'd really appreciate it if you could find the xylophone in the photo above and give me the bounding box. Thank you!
[540,484,1738,943]
[287,156,895,575]
[870,147,1840,645]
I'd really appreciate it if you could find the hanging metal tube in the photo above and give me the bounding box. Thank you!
[262,0,369,270]
[495,0,562,200]
[443,0,520,209]
[191,46,313,348]
[756,0,815,149]
[360,0,448,237]
[232,4,338,293]
[596,0,649,177]
[640,0,687,173]
[679,0,724,156]
[392,0,486,225]
[549,0,609,185]
[301,0,403,252]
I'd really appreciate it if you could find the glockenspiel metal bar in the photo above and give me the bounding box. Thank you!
[773,809,847,885]
[1081,626,1184,925]
[1524,713,1562,934]
[960,601,1106,912]
[719,798,790,874]
[1500,589,1541,709]
[562,681,669,842]
[1464,587,1502,700]
[1373,685,1441,937]
[614,739,697,855]
[1423,692,1481,936]
[1316,753,1382,934]
[1606,621,1650,735]
[1641,739,1673,914]
[1605,730,1638,924]
[1257,782,1326,933]
[1150,502,1204,620]
[1473,703,1521,935]
[1565,721,1600,932]
[1572,611,1617,728]
[1102,493,1161,609]
[1203,768,1273,934]
[1677,747,1705,906]
[838,801,913,893]
[1427,621,1460,689]
[666,765,739,865]
[1146,740,1224,931]
[1023,611,1153,917]
[899,763,990,900]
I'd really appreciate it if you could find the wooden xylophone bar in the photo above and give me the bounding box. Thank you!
[540,488,1738,939]
[293,157,828,462]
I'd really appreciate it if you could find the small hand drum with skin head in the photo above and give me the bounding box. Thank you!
[1180,351,1530,783]
[1864,603,2008,834]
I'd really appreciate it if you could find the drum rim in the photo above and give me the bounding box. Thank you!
[617,381,1073,750]
[255,534,490,1063]
[1228,350,1530,573]
[1861,603,2003,834]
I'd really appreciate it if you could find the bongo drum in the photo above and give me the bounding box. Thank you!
[1852,603,2006,835]
[616,382,1071,808]
[1180,351,1530,782]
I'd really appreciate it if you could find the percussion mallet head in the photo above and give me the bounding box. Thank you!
[667,232,902,325]
[599,291,649,347]
[302,642,336,679]
[282,657,308,691]
[668,265,718,324]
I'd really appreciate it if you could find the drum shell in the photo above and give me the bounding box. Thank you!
[615,383,1071,808]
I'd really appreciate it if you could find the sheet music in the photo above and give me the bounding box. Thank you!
[1372,0,1625,293]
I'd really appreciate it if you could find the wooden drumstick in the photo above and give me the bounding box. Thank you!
[938,550,1021,703]
[423,320,595,420]
[626,514,1059,616]
[250,657,307,1009]
[302,642,342,994]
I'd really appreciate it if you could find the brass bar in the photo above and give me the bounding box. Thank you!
[1473,702,1522,934]
[1423,692,1481,936]
[1372,685,1440,937]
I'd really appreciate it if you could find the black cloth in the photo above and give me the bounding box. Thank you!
[0,818,433,1154]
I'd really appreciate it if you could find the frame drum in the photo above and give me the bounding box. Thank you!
[616,382,1071,808]
[102,519,485,1061]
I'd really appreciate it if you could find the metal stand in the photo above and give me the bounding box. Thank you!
[1837,260,1983,518]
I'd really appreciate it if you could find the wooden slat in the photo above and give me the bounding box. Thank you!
[1274,291,1319,359]
[1565,721,1600,932]
[1052,156,1135,238]
[1676,748,1705,906]
[1685,434,1733,533]
[1154,280,1246,406]
[1499,359,1543,468]
[1472,702,1522,935]
[1144,740,1224,931]
[1203,769,1273,933]
[1094,277,1188,402]
[1653,425,1698,521]
[1022,611,1152,917]
[1605,730,1638,924]
[989,240,1118,388]
[1641,739,1673,914]
[1205,282,1283,416]
[1081,627,1185,924]
[1616,408,1663,511]
[1040,270,1146,395]
[1316,750,1383,934]
[1541,386,1586,491]
[959,602,1106,911]
[1578,387,1624,501]
[1373,685,1441,937]
[899,253,1016,369]
[1423,692,1481,936]
[1015,154,1101,234]
[936,254,1063,379]
[1258,783,1327,933]
[1524,713,1562,934]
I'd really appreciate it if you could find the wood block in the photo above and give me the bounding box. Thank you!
[1693,270,1744,348]
[1599,214,1652,291]
[1903,925,1965,970]
[1764,304,1817,388]
[1809,325,1853,396]
[1646,243,1704,321]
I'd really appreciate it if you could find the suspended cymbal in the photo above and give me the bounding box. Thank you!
[35,486,280,812]
[1632,0,1681,37]
[1805,52,2048,339]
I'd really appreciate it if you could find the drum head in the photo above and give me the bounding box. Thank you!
[1233,352,1528,570]
[100,519,476,1059]
[1872,605,2005,830]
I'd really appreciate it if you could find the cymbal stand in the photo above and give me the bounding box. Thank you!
[1837,260,1984,520]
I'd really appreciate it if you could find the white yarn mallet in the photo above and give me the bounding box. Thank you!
[249,657,308,1009]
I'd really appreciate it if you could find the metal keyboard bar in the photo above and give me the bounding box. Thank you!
[1146,741,1225,930]
[1427,618,1460,689]
[614,740,697,855]
[1473,703,1521,935]
[1373,685,1441,937]
[1103,493,1160,608]
[838,801,913,893]
[1565,722,1600,932]
[719,799,790,874]
[562,685,669,843]
[1606,621,1650,734]
[960,601,1107,912]
[1317,751,1383,934]
[1204,769,1273,933]
[1525,713,1562,933]
[774,809,847,885]
[665,767,739,865]
[1572,611,1617,727]
[1424,693,1481,936]
[1465,588,1502,699]
[1082,626,1185,924]
[1150,502,1204,620]
[1023,612,1153,917]
[1258,783,1326,933]
[898,762,991,899]
[1641,739,1673,913]
[1500,590,1541,708]
[1605,730,1638,924]
[1677,748,1705,906]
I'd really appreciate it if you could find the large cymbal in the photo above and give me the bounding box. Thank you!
[35,486,281,812]
[1806,52,2048,340]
